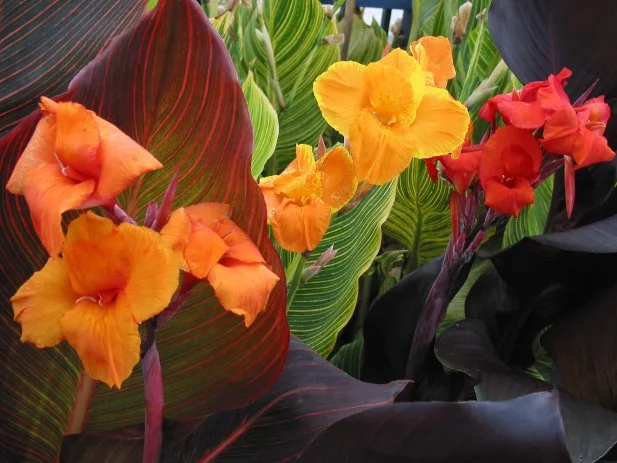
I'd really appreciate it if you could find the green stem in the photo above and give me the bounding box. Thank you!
[286,253,308,309]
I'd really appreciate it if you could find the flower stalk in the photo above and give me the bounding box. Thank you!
[141,336,164,463]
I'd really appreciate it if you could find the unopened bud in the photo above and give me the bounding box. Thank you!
[317,136,327,159]
[323,33,345,45]
[451,1,472,45]
[302,245,337,283]
[323,5,333,18]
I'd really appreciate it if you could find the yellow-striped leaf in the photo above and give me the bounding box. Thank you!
[383,159,452,273]
[342,16,387,65]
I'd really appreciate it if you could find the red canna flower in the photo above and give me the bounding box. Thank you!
[478,126,542,216]
[479,68,572,129]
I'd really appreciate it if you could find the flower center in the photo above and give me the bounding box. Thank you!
[500,175,517,188]
[373,111,397,126]
[54,152,90,182]
[75,289,119,307]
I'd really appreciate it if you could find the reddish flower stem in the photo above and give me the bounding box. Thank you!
[141,338,164,463]
[65,371,96,435]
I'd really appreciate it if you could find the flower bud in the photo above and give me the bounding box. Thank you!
[451,1,472,45]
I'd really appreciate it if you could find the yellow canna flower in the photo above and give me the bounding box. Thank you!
[409,36,457,88]
[313,48,469,185]
[11,212,179,388]
[259,144,357,253]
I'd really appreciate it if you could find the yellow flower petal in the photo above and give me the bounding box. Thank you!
[316,146,358,210]
[281,144,316,175]
[377,48,426,97]
[60,298,141,388]
[11,258,77,347]
[349,108,417,185]
[314,61,369,137]
[364,62,422,126]
[207,262,280,327]
[406,87,470,159]
[270,197,331,253]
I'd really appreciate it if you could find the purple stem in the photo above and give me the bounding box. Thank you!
[141,339,164,463]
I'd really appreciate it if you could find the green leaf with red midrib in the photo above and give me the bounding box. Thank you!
[0,0,146,138]
[0,0,288,460]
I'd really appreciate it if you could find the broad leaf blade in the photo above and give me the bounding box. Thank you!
[0,0,145,138]
[287,182,397,357]
[0,0,288,459]
[60,338,408,462]
[383,159,451,273]
[342,16,387,65]
[298,392,571,463]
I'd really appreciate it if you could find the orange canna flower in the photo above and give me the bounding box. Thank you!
[541,96,615,169]
[313,48,469,185]
[6,97,162,257]
[11,212,179,388]
[409,36,456,88]
[258,144,357,253]
[478,126,542,217]
[160,203,280,327]
[479,68,572,129]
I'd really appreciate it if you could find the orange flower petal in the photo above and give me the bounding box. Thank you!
[349,108,416,185]
[406,87,470,159]
[316,145,358,210]
[183,221,229,279]
[410,36,456,88]
[259,182,284,223]
[11,258,76,347]
[60,298,141,388]
[378,48,426,93]
[159,208,192,268]
[93,117,163,200]
[270,197,331,253]
[50,98,101,179]
[207,261,280,327]
[213,217,265,264]
[571,127,616,169]
[22,164,96,256]
[483,178,535,217]
[6,114,57,194]
[183,203,231,228]
[314,61,369,137]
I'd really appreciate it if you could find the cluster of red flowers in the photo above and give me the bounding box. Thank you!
[426,68,614,217]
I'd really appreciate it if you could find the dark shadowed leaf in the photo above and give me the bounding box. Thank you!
[0,0,145,138]
[0,1,288,461]
[60,337,409,462]
[297,392,570,463]
[437,319,617,463]
[488,0,617,230]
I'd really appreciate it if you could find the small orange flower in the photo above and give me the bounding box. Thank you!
[314,48,469,185]
[478,126,542,217]
[258,144,357,253]
[6,97,162,256]
[11,212,179,388]
[160,203,280,327]
[409,36,456,88]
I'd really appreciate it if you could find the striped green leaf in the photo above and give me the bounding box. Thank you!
[342,16,387,65]
[330,337,365,379]
[287,182,397,357]
[503,175,554,247]
[242,73,279,179]
[239,0,340,172]
[410,0,442,40]
[383,159,452,273]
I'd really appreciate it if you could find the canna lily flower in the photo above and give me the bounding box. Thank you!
[160,203,280,327]
[258,144,357,253]
[313,48,469,185]
[478,126,542,217]
[479,68,572,129]
[409,36,456,88]
[11,212,179,388]
[6,97,162,257]
[541,96,615,169]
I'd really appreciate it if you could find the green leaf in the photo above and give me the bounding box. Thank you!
[411,0,442,40]
[0,1,288,460]
[341,16,387,65]
[287,182,397,357]
[239,0,340,171]
[503,175,554,247]
[330,337,365,379]
[242,73,280,178]
[383,159,452,273]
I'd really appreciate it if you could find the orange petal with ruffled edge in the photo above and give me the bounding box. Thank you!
[270,197,331,253]
[22,164,96,256]
[317,146,358,210]
[11,258,77,347]
[314,61,369,137]
[483,178,535,217]
[410,36,456,88]
[406,87,470,159]
[183,203,231,228]
[207,261,280,327]
[378,48,426,93]
[213,217,265,264]
[61,298,141,388]
[259,181,284,223]
[93,117,163,200]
